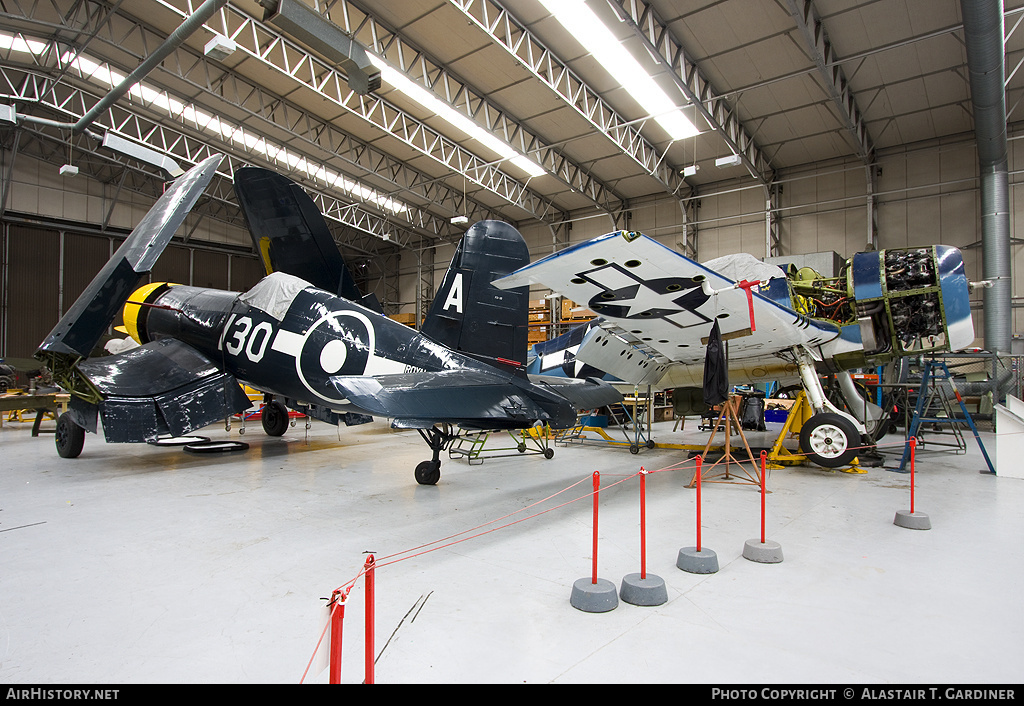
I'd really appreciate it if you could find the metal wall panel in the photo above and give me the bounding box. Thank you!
[191,250,228,291]
[229,255,265,293]
[148,245,190,287]
[5,226,59,358]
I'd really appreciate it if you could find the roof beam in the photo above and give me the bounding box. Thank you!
[326,0,627,217]
[782,0,875,163]
[607,0,774,185]
[445,0,692,199]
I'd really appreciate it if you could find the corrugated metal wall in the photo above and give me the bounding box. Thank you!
[0,222,263,359]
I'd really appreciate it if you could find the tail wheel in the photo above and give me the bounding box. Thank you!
[415,460,441,485]
[799,413,860,468]
[55,413,85,458]
[261,400,289,437]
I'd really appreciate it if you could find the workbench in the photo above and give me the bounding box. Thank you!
[0,392,70,436]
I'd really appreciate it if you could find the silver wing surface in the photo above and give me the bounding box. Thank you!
[494,231,842,389]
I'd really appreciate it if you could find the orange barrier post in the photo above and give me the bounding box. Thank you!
[590,471,600,584]
[570,471,618,612]
[329,589,346,684]
[742,450,783,563]
[620,467,667,606]
[894,436,931,529]
[364,554,375,684]
[695,455,703,552]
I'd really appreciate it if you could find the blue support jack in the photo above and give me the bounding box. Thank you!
[895,360,995,474]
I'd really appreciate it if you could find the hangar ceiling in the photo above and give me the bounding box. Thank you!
[2,0,1023,263]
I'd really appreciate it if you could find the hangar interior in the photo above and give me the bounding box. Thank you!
[1,0,1023,685]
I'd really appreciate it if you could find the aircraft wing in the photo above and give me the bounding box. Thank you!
[74,338,251,442]
[37,155,224,359]
[493,231,841,388]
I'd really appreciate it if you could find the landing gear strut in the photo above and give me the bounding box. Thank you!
[415,424,457,485]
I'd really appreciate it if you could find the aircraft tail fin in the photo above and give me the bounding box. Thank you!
[421,221,531,369]
[233,167,382,313]
[36,154,223,360]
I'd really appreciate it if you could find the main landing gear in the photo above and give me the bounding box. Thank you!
[55,412,85,458]
[261,399,290,437]
[799,412,860,469]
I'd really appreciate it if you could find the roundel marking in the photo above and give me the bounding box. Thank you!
[319,339,349,374]
[296,310,375,405]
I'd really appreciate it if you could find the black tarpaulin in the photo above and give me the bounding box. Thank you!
[703,320,729,406]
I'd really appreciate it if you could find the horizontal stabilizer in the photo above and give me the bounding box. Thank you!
[36,155,223,359]
[529,376,623,410]
[75,338,250,442]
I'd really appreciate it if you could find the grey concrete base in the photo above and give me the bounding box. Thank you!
[676,546,719,574]
[743,538,783,563]
[570,577,618,613]
[894,510,931,530]
[619,573,668,606]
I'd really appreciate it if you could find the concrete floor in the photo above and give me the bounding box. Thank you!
[1,412,1021,684]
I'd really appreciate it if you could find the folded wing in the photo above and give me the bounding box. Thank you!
[494,231,840,387]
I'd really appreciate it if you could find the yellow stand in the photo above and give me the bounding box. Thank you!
[765,391,864,473]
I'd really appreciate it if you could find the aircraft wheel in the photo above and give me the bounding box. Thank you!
[55,413,85,459]
[261,400,289,437]
[415,460,441,485]
[544,447,554,459]
[799,413,860,468]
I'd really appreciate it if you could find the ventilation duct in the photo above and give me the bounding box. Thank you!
[961,0,1011,353]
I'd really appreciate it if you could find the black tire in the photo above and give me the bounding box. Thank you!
[799,413,860,468]
[629,444,639,455]
[261,400,289,437]
[543,447,554,459]
[55,413,85,459]
[415,460,441,485]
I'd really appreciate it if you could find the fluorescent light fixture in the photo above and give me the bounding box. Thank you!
[539,0,697,141]
[0,30,411,216]
[450,215,469,225]
[59,164,79,177]
[715,154,742,168]
[204,34,236,61]
[682,165,699,177]
[0,104,15,124]
[367,54,547,179]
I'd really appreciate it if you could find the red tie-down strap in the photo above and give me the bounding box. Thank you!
[736,280,759,332]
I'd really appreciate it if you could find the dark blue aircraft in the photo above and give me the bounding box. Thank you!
[35,156,621,484]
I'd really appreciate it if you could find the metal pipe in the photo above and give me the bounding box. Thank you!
[961,0,1012,353]
[72,0,227,134]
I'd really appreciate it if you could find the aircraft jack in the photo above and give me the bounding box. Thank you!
[765,391,864,474]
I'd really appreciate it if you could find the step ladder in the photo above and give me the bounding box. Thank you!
[896,360,994,474]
